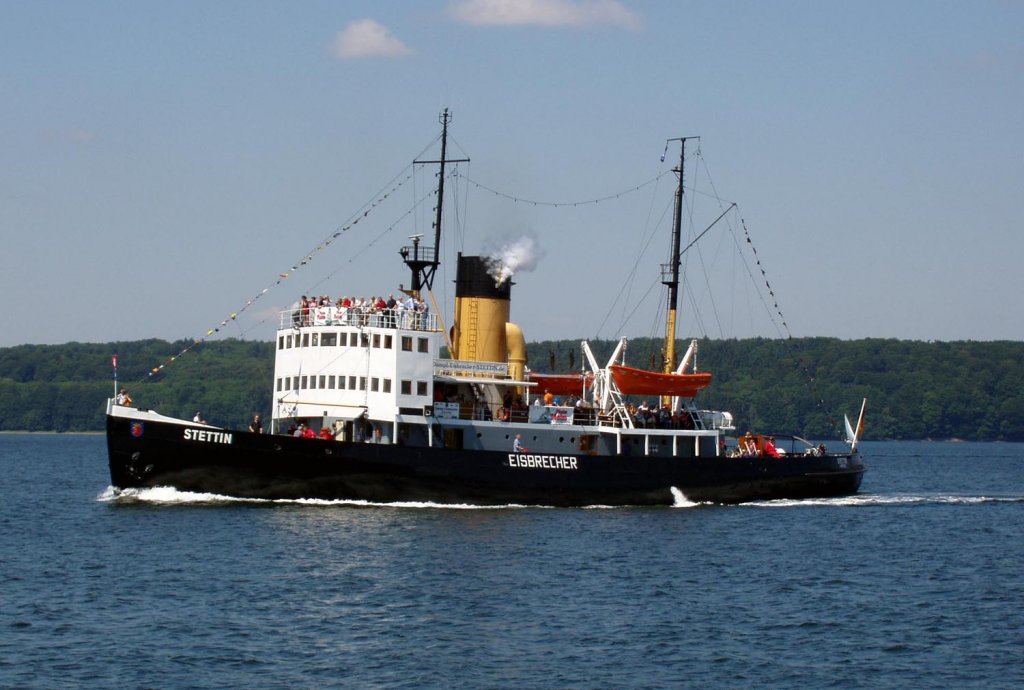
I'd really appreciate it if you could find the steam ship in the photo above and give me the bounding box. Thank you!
[106,112,865,506]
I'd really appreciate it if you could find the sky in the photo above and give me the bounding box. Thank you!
[2,0,1023,349]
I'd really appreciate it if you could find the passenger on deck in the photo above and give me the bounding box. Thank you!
[249,414,263,434]
[741,432,757,457]
[386,294,397,327]
[301,424,316,439]
[513,434,527,452]
[319,426,333,440]
[402,296,416,328]
[415,298,429,329]
[115,388,132,406]
[764,436,780,458]
[543,389,554,405]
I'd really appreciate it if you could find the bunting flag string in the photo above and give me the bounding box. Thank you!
[461,171,669,208]
[138,167,415,383]
[302,180,452,295]
[693,152,846,440]
[739,214,843,438]
[739,215,790,339]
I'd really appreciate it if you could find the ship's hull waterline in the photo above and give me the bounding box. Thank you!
[107,415,864,507]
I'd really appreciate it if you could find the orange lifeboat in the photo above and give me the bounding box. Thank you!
[608,365,712,397]
[526,372,593,396]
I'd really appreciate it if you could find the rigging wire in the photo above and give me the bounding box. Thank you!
[693,156,846,437]
[135,163,418,384]
[461,172,669,208]
[223,168,465,350]
[603,188,672,339]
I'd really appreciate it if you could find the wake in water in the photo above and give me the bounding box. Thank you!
[98,486,543,510]
[101,487,1018,511]
[98,486,712,510]
[743,493,1024,508]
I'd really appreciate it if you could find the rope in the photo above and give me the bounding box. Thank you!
[736,214,846,439]
[461,171,669,207]
[136,166,416,383]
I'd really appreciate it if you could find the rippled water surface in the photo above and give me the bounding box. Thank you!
[1,437,1022,688]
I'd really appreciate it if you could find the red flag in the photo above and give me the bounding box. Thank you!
[112,354,118,369]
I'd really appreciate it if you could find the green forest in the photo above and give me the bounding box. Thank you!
[1,337,1022,441]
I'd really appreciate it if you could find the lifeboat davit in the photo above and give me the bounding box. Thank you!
[609,365,712,397]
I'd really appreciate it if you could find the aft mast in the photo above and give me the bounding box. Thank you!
[660,136,698,388]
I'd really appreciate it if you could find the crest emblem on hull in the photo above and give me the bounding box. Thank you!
[130,422,144,438]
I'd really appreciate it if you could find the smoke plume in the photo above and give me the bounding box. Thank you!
[484,236,543,286]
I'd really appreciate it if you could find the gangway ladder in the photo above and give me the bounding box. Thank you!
[682,399,706,430]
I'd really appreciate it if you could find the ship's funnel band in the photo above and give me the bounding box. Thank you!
[456,255,511,300]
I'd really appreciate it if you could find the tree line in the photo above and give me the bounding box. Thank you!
[1,337,1022,441]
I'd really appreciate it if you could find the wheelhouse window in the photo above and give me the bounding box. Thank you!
[401,336,412,351]
[311,333,319,346]
[401,380,412,395]
[417,381,428,396]
[384,335,393,349]
[371,378,379,392]
[302,333,309,347]
[372,334,381,348]
[418,337,429,353]
[322,333,337,347]
[278,336,284,350]
[301,376,308,389]
[359,377,367,391]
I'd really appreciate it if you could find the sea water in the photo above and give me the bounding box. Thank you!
[1,435,1022,689]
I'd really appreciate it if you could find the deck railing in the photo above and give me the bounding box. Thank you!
[279,307,438,332]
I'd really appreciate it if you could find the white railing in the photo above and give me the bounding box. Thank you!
[279,307,438,332]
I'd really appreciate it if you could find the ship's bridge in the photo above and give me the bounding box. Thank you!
[271,307,443,433]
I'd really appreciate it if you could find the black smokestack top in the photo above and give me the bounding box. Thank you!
[455,254,511,300]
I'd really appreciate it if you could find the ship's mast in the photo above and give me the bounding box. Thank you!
[401,109,469,298]
[661,136,697,381]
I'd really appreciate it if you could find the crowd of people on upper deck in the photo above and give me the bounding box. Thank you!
[290,293,430,330]
[627,401,697,430]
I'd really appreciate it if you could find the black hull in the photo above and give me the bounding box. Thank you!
[107,415,864,507]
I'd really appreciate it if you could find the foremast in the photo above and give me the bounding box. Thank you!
[400,108,469,299]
